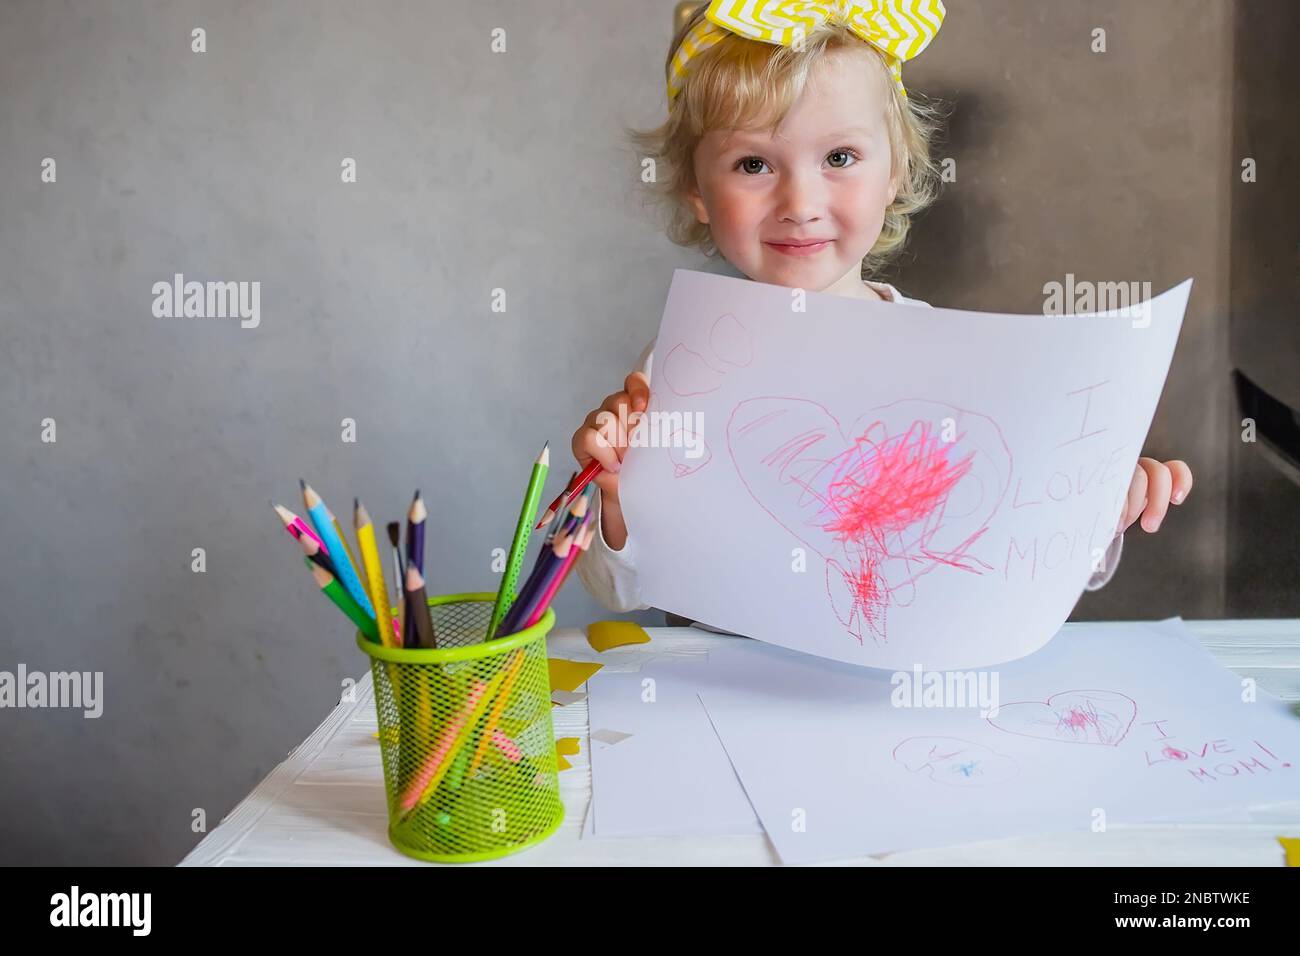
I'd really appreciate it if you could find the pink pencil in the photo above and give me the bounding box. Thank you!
[397,681,487,813]
[524,525,593,628]
[273,503,330,555]
[491,729,522,763]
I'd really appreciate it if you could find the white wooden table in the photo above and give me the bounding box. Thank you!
[181,620,1300,866]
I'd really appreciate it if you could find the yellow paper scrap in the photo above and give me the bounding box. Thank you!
[1279,836,1300,867]
[555,736,580,771]
[548,658,603,693]
[587,620,651,653]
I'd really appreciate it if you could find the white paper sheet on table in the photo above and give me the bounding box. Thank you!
[586,652,761,837]
[695,619,1300,864]
[581,620,1252,842]
[620,269,1191,669]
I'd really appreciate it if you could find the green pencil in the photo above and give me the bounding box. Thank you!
[305,557,380,642]
[488,442,550,639]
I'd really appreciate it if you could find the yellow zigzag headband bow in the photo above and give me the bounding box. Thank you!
[668,0,946,105]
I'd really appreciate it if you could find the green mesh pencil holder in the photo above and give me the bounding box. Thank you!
[356,592,563,863]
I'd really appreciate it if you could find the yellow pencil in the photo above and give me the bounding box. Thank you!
[354,498,396,648]
[466,650,525,777]
[406,665,513,815]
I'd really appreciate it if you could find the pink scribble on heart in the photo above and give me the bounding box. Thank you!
[986,689,1137,746]
[727,397,1013,645]
[822,418,976,540]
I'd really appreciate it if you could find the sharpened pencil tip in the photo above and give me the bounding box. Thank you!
[299,478,307,490]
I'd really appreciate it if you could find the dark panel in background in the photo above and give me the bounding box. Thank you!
[1226,1,1300,616]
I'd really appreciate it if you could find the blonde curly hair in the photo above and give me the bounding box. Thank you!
[627,6,947,277]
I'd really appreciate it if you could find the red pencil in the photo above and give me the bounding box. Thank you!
[535,460,601,530]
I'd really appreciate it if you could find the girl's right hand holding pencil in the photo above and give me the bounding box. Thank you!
[571,370,650,550]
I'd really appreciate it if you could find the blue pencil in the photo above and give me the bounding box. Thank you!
[300,479,375,619]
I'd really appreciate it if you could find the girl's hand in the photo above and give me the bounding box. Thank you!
[571,371,651,549]
[1117,458,1193,535]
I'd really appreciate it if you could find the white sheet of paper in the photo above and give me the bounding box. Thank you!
[696,620,1300,864]
[586,659,761,837]
[581,620,1251,843]
[621,269,1191,669]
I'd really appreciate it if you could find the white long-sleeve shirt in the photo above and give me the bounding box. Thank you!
[575,280,1125,624]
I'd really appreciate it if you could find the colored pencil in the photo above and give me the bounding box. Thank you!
[490,729,522,762]
[535,459,600,530]
[329,508,363,591]
[298,527,338,576]
[387,521,405,646]
[403,659,517,816]
[466,650,525,776]
[404,564,437,649]
[525,525,592,629]
[305,557,380,642]
[273,502,337,575]
[487,443,550,640]
[354,498,396,649]
[398,679,493,815]
[301,480,375,619]
[273,503,330,556]
[542,470,577,542]
[527,484,593,598]
[523,497,594,630]
[406,490,426,576]
[495,528,575,638]
[557,484,594,537]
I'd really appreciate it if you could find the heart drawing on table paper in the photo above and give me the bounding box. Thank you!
[726,397,1013,646]
[985,689,1137,746]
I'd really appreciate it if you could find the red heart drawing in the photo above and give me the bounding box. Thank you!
[985,689,1137,746]
[726,396,1013,646]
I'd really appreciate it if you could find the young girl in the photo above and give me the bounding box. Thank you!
[572,1,1192,622]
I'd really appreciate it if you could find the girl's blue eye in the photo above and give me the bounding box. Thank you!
[733,148,861,174]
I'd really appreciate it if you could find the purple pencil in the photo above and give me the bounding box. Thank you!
[406,490,427,577]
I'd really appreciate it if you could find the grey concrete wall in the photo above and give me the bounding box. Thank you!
[892,1,1234,622]
[0,1,1240,864]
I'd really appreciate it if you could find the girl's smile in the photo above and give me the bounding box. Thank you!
[765,238,834,256]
